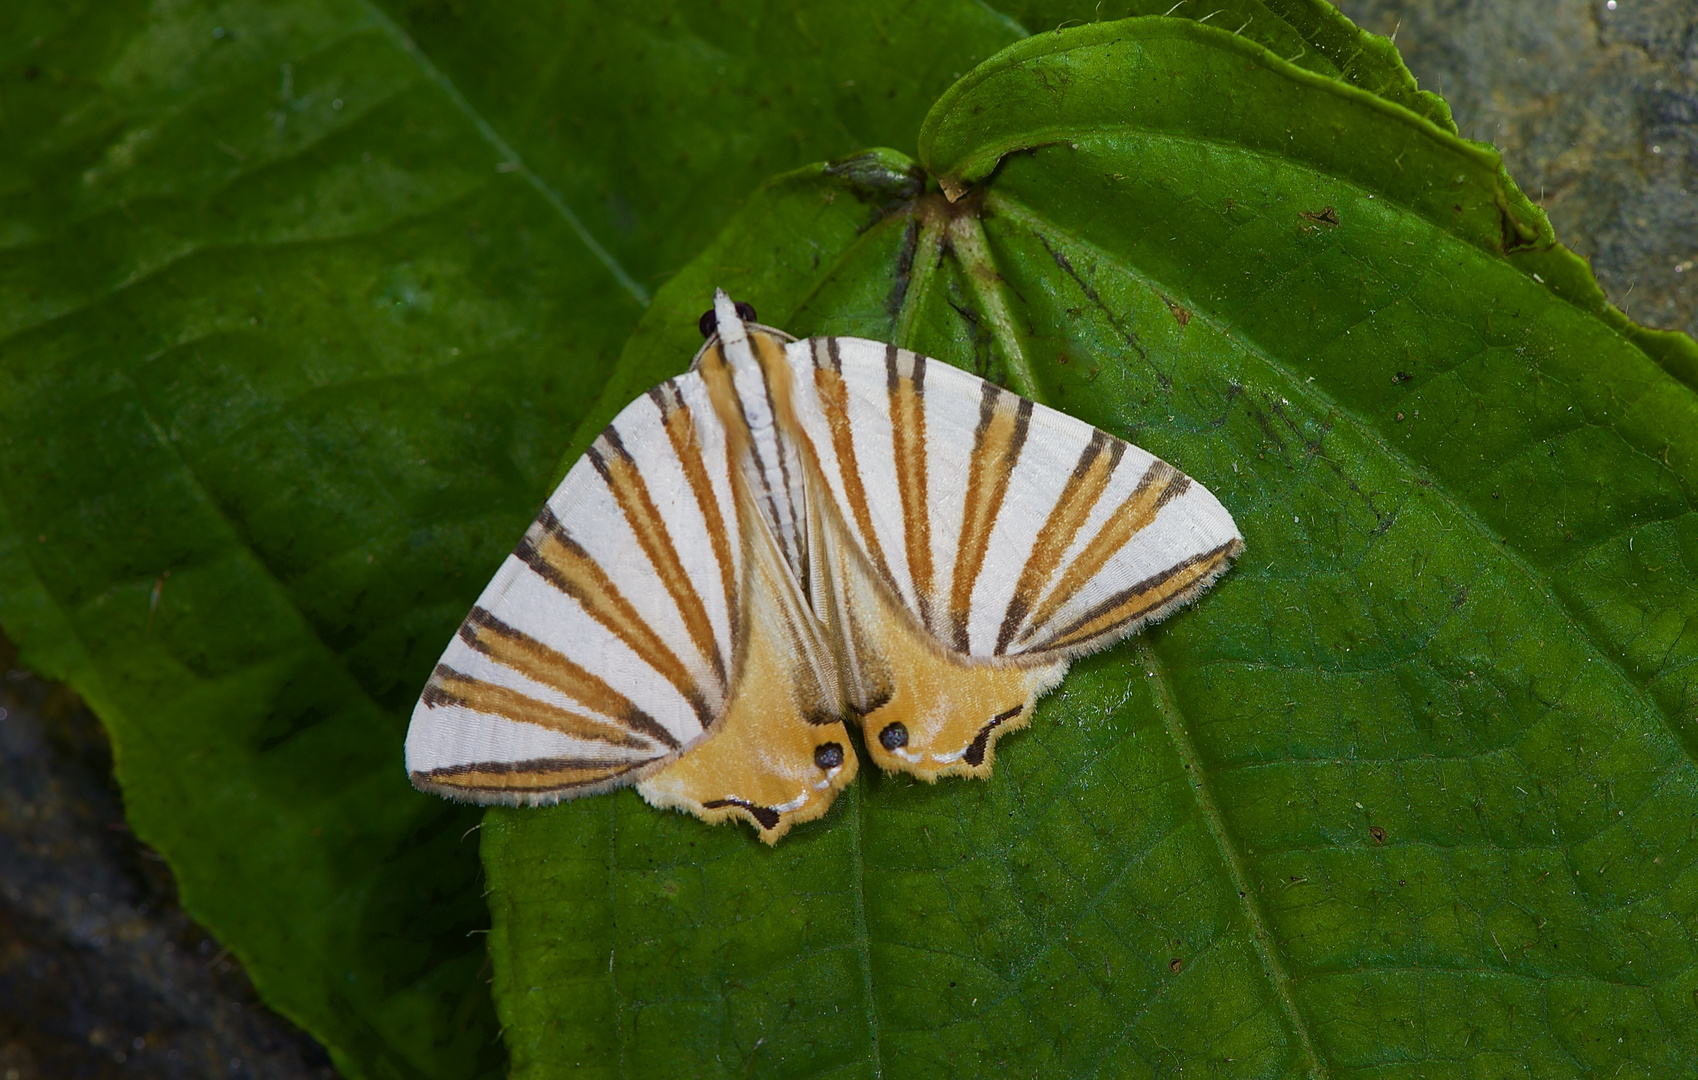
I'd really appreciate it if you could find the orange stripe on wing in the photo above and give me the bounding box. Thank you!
[414,756,650,797]
[887,346,934,630]
[1040,539,1241,652]
[423,665,660,750]
[996,430,1123,654]
[649,382,740,652]
[514,507,712,727]
[459,607,680,749]
[949,383,1032,652]
[812,339,902,600]
[697,341,802,577]
[589,427,727,690]
[1017,458,1189,648]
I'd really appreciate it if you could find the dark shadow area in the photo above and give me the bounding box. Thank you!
[0,631,336,1080]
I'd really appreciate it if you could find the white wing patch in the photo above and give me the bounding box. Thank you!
[405,290,1242,842]
[790,334,1242,659]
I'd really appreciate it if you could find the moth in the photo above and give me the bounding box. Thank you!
[406,291,1243,842]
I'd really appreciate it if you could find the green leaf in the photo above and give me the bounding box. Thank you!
[372,0,1028,294]
[484,17,1698,1078]
[982,0,1459,132]
[0,1,1027,1077]
[0,4,643,1076]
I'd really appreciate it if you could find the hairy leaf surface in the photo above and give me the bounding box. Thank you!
[483,17,1698,1078]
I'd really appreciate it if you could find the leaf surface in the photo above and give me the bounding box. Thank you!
[372,0,1026,294]
[483,17,1698,1078]
[0,1,1026,1076]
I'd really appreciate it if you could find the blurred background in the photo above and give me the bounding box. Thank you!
[2,0,1692,1075]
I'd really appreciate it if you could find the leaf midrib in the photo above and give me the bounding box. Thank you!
[1135,641,1329,1075]
[355,0,650,306]
[848,784,885,1079]
[990,284,1331,1069]
[816,195,1335,1069]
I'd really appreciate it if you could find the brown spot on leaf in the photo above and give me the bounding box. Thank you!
[1300,206,1340,227]
[1168,958,1183,973]
[1369,825,1386,844]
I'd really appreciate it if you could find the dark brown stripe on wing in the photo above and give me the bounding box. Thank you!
[1039,539,1240,652]
[887,345,934,629]
[589,427,726,689]
[423,665,660,750]
[698,341,798,577]
[415,756,649,795]
[813,339,901,598]
[649,381,740,647]
[949,384,1033,652]
[514,507,712,726]
[996,431,1123,654]
[459,607,680,749]
[1018,458,1190,647]
[750,332,808,578]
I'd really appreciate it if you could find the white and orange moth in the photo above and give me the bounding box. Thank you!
[406,291,1242,842]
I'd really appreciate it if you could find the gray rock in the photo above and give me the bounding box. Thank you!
[1335,0,1698,337]
[0,637,335,1080]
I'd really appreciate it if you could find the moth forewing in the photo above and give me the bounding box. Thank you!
[777,328,1240,776]
[403,371,744,805]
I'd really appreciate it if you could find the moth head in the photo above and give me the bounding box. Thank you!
[698,294,758,338]
[691,290,797,374]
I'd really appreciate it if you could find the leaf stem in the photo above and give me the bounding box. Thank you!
[1134,641,1329,1079]
[948,211,1041,399]
[893,213,949,350]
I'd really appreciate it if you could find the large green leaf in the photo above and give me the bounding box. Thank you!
[0,1,1030,1077]
[372,0,1026,295]
[984,0,1459,130]
[483,17,1698,1078]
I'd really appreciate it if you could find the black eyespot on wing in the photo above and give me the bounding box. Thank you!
[879,722,908,751]
[697,300,759,338]
[814,742,844,770]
